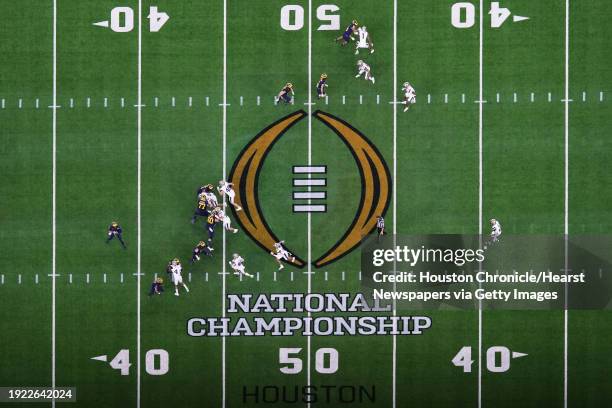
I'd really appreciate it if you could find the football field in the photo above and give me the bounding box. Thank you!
[1,0,612,407]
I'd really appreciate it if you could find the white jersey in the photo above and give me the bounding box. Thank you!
[230,256,245,271]
[171,264,183,285]
[219,182,234,196]
[491,221,502,236]
[404,85,416,102]
[358,62,371,73]
[272,242,292,260]
[356,28,369,48]
[204,192,218,208]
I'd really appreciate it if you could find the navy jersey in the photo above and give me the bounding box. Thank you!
[317,79,327,93]
[342,23,356,41]
[281,86,293,96]
[108,224,122,234]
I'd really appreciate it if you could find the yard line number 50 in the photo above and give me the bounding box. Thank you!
[280,5,340,31]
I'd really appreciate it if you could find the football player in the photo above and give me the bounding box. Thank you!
[229,253,253,278]
[169,258,189,296]
[196,183,213,197]
[106,221,126,249]
[490,218,502,242]
[217,180,242,211]
[191,240,214,263]
[213,207,238,234]
[335,20,358,45]
[316,74,328,98]
[270,240,296,271]
[376,215,385,241]
[205,213,217,243]
[355,60,375,84]
[275,83,294,105]
[191,188,212,224]
[148,277,164,296]
[355,26,374,55]
[402,82,416,112]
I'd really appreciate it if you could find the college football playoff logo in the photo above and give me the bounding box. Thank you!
[229,110,391,268]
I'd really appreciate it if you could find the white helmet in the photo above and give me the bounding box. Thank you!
[403,82,410,88]
[357,59,363,65]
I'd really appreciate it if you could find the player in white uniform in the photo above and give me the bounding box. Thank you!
[270,241,296,271]
[355,60,375,84]
[402,82,416,112]
[229,253,253,278]
[213,207,238,234]
[490,218,502,242]
[217,180,242,211]
[169,258,189,296]
[355,26,374,55]
[204,191,218,209]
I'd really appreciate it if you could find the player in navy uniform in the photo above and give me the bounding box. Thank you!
[191,240,213,263]
[191,185,214,224]
[106,221,126,249]
[335,20,358,45]
[275,83,294,105]
[205,214,217,243]
[148,277,164,296]
[316,74,328,98]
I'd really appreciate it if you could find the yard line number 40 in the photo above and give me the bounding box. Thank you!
[95,6,170,33]
[451,2,528,28]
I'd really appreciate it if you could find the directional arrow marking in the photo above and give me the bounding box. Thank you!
[93,20,109,28]
[91,354,108,362]
[513,15,530,23]
[512,351,528,359]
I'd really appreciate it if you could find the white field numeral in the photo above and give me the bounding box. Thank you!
[280,4,340,31]
[451,1,524,29]
[452,346,525,373]
[489,2,511,28]
[96,6,170,33]
[109,349,131,376]
[279,347,339,374]
[102,349,170,376]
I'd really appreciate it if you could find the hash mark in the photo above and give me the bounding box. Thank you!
[358,271,362,281]
[18,98,22,109]
[462,94,465,104]
[36,274,39,284]
[256,272,260,282]
[70,98,74,108]
[86,273,90,284]
[359,95,363,104]
[427,94,431,104]
[103,273,107,283]
[582,91,586,102]
[274,271,277,281]
[531,93,534,102]
[121,97,125,108]
[600,91,604,102]
[120,273,124,283]
[69,274,73,284]
[1,99,4,109]
[326,95,329,105]
[206,96,209,106]
[1,274,3,284]
[496,93,500,103]
[444,94,448,104]
[87,97,91,108]
[342,95,346,105]
[342,271,345,281]
[36,99,40,109]
[172,97,176,107]
[513,93,517,103]
[240,96,243,106]
[104,97,108,108]
[155,97,159,107]
[376,94,380,104]
[189,272,192,282]
[548,92,552,102]
[189,96,192,107]
[325,271,328,281]
[291,271,294,281]
[18,274,21,284]
[257,96,260,106]
[205,272,209,282]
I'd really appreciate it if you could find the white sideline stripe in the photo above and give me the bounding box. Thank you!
[136,1,143,407]
[307,2,313,405]
[564,2,570,408]
[222,1,228,407]
[293,165,326,173]
[293,178,325,186]
[478,1,484,407]
[293,204,326,212]
[392,1,398,408]
[293,191,326,200]
[51,0,57,403]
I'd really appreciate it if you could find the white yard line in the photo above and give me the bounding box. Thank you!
[392,1,398,408]
[563,1,570,407]
[136,0,143,407]
[477,1,484,407]
[51,0,57,405]
[307,0,313,406]
[222,1,228,407]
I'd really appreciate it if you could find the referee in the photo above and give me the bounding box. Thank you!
[376,215,385,242]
